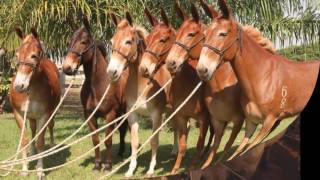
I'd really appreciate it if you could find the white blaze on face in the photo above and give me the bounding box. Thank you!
[14,72,32,92]
[197,49,220,80]
[107,54,125,81]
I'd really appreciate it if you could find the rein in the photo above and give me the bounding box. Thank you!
[202,26,242,69]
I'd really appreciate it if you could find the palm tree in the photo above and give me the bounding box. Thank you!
[1,0,319,52]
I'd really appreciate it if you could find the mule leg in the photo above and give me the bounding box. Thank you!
[12,109,29,176]
[35,116,47,180]
[86,114,101,172]
[196,111,210,157]
[146,109,162,176]
[125,113,139,177]
[171,120,178,156]
[118,118,128,157]
[227,119,257,161]
[206,122,214,153]
[241,115,277,155]
[48,118,55,147]
[103,110,117,172]
[218,118,244,162]
[171,117,187,174]
[201,119,226,169]
[29,119,37,156]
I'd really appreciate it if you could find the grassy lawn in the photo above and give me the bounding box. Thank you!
[0,110,295,180]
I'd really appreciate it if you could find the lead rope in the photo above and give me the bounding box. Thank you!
[0,98,29,177]
[99,81,203,179]
[0,79,172,173]
[0,78,75,165]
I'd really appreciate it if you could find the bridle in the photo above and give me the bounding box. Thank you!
[202,26,242,68]
[144,47,171,79]
[174,35,205,60]
[17,61,39,72]
[68,41,95,67]
[16,45,44,72]
[111,38,144,70]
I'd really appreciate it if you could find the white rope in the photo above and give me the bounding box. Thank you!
[1,79,75,164]
[0,79,110,166]
[0,99,29,177]
[0,79,172,173]
[99,81,203,179]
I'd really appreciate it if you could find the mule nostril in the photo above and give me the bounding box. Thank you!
[170,61,176,66]
[21,84,24,89]
[112,70,117,76]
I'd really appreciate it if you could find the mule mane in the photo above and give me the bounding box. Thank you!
[241,25,276,54]
[71,27,108,58]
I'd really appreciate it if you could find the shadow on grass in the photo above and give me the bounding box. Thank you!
[28,144,71,176]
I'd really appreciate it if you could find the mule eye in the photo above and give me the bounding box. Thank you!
[31,54,38,59]
[80,41,86,44]
[219,32,228,37]
[125,40,132,45]
[187,32,196,37]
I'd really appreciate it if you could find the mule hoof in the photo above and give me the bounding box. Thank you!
[170,168,178,175]
[125,171,133,177]
[92,163,102,172]
[103,163,112,172]
[146,170,154,176]
[37,173,45,180]
[20,171,29,176]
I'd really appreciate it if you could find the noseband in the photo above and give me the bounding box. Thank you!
[68,41,95,66]
[144,47,171,78]
[17,61,38,71]
[111,39,144,70]
[202,26,242,68]
[174,35,205,60]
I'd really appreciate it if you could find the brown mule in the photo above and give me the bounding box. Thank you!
[63,17,128,172]
[10,27,60,179]
[197,0,319,159]
[140,7,215,174]
[107,11,173,177]
[165,3,244,172]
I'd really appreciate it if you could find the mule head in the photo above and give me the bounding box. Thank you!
[13,26,44,93]
[63,16,94,75]
[165,3,205,74]
[197,0,240,81]
[107,11,147,82]
[139,8,175,79]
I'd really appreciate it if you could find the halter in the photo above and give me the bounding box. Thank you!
[17,61,38,71]
[174,35,205,60]
[111,39,144,70]
[144,47,171,79]
[68,41,95,66]
[202,26,242,68]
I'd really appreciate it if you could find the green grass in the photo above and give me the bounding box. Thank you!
[0,111,295,180]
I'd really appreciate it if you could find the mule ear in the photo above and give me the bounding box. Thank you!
[144,8,158,27]
[200,0,219,19]
[82,15,91,32]
[109,13,119,26]
[190,3,199,22]
[160,8,170,27]
[125,11,133,26]
[30,27,39,39]
[175,2,189,21]
[14,26,25,39]
[218,0,230,19]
